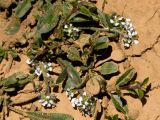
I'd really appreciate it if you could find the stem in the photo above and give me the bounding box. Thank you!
[11,93,40,105]
[94,57,110,68]
[78,27,124,35]
[8,106,27,117]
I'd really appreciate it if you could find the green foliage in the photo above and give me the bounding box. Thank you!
[116,68,136,87]
[57,58,82,90]
[111,94,128,114]
[5,17,20,35]
[27,111,73,120]
[15,0,32,18]
[1,0,150,119]
[67,46,82,62]
[0,47,7,63]
[0,72,34,92]
[93,36,109,50]
[99,62,118,75]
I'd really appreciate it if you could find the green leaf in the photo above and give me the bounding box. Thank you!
[15,0,32,18]
[57,58,82,89]
[111,95,126,114]
[97,9,108,28]
[5,17,20,35]
[37,2,60,34]
[0,47,7,63]
[79,6,92,17]
[135,89,144,100]
[127,90,137,96]
[99,62,118,75]
[66,64,82,89]
[141,77,149,86]
[4,87,16,92]
[27,111,73,120]
[93,36,109,50]
[63,2,73,17]
[107,114,119,120]
[67,47,82,62]
[56,68,67,84]
[18,75,34,87]
[10,50,19,59]
[3,75,18,88]
[116,68,136,87]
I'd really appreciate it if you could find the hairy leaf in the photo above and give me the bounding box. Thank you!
[141,77,149,87]
[5,17,20,35]
[100,62,118,75]
[135,89,144,100]
[56,68,67,84]
[0,47,7,63]
[116,68,136,87]
[27,111,73,120]
[37,2,61,34]
[15,0,32,18]
[111,95,126,114]
[97,9,108,28]
[93,36,109,50]
[57,58,82,89]
[67,47,81,62]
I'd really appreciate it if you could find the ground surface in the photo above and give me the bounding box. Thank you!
[0,0,160,120]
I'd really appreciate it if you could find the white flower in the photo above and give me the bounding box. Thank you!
[66,91,69,96]
[133,40,139,44]
[47,67,52,72]
[118,17,123,21]
[115,22,119,26]
[79,97,83,102]
[124,43,130,48]
[121,22,125,25]
[71,98,76,103]
[82,105,86,109]
[39,99,45,103]
[47,62,52,66]
[85,101,89,106]
[72,103,75,108]
[70,93,74,97]
[110,19,114,24]
[47,103,51,107]
[42,101,48,106]
[26,59,33,65]
[73,28,79,32]
[47,73,50,77]
[132,31,138,36]
[46,96,50,99]
[83,92,86,96]
[126,18,131,22]
[69,24,73,27]
[69,97,72,100]
[49,100,54,104]
[64,25,68,29]
[35,67,42,76]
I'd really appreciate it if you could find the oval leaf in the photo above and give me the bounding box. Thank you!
[116,68,136,87]
[67,47,82,62]
[111,95,126,114]
[99,61,118,75]
[5,17,20,35]
[15,0,32,18]
[93,36,109,50]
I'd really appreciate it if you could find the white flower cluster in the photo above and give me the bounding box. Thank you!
[63,24,80,39]
[66,89,96,116]
[39,95,57,108]
[26,59,53,77]
[110,15,139,48]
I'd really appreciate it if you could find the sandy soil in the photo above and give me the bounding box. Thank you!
[0,0,160,120]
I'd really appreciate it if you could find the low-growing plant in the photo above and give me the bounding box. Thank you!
[0,0,150,120]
